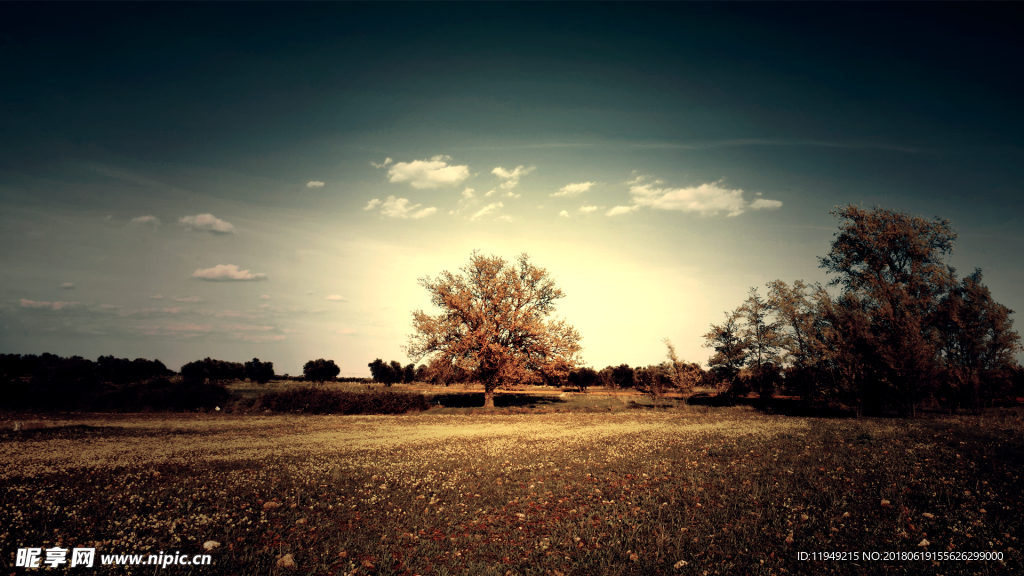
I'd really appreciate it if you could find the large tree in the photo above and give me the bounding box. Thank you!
[406,251,582,408]
[819,204,958,416]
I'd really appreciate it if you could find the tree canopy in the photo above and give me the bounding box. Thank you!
[406,251,582,408]
[303,358,340,385]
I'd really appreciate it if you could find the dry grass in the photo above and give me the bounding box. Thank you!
[1,406,1021,575]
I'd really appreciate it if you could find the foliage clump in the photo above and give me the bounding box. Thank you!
[256,387,429,414]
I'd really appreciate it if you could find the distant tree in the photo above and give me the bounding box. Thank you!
[568,367,599,393]
[406,251,583,408]
[703,310,748,393]
[403,363,416,384]
[244,358,275,384]
[662,338,704,392]
[414,364,429,382]
[368,358,403,386]
[303,358,340,385]
[609,364,635,390]
[538,357,572,388]
[181,357,245,385]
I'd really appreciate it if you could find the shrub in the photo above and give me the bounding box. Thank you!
[257,387,429,415]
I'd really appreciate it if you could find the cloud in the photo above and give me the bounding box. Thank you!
[471,202,504,221]
[131,215,161,228]
[375,196,437,219]
[492,165,535,191]
[191,264,268,282]
[497,215,514,223]
[462,188,475,199]
[371,157,394,169]
[388,155,469,188]
[551,182,595,198]
[260,294,270,300]
[578,206,599,213]
[559,210,569,218]
[20,299,78,310]
[750,198,784,210]
[325,295,347,301]
[306,181,325,188]
[60,282,75,289]
[607,205,640,216]
[171,296,204,303]
[336,328,357,334]
[363,199,382,210]
[179,214,235,234]
[628,178,782,217]
[234,333,287,343]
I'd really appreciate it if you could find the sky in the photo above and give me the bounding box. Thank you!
[1,3,1021,376]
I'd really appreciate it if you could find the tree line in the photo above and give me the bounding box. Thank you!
[703,205,1023,415]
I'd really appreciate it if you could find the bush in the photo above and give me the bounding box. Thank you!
[92,377,230,412]
[257,387,429,415]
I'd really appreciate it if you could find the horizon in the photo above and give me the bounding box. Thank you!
[2,3,1021,376]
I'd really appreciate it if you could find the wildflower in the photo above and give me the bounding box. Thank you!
[880,499,891,508]
[918,539,930,547]
[203,541,220,551]
[922,513,935,519]
[674,560,688,569]
[276,554,296,568]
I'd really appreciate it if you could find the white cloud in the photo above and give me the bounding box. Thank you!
[179,213,235,234]
[363,199,382,211]
[375,196,436,219]
[191,264,268,282]
[131,215,161,228]
[462,187,475,199]
[559,210,569,218]
[750,198,784,211]
[497,215,514,223]
[370,157,393,169]
[607,205,640,216]
[492,165,535,191]
[579,205,599,213]
[260,294,270,300]
[551,181,595,197]
[325,295,347,301]
[306,181,325,188]
[60,282,75,289]
[471,202,504,221]
[629,179,782,217]
[388,155,469,189]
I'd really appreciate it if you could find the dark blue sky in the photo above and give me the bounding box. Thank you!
[1,3,1021,373]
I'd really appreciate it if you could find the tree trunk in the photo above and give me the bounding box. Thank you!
[484,388,495,409]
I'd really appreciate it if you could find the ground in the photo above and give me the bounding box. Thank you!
[1,397,1021,575]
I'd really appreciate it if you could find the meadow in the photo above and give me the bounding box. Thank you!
[1,392,1021,575]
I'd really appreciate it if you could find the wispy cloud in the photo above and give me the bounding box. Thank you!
[325,295,347,301]
[20,299,78,311]
[179,214,235,234]
[171,296,204,303]
[559,210,569,218]
[388,155,469,189]
[492,165,535,191]
[306,181,325,188]
[551,181,594,198]
[191,264,268,282]
[628,138,925,154]
[471,202,504,221]
[370,157,393,169]
[606,205,640,217]
[578,205,599,213]
[364,196,437,219]
[130,215,161,228]
[628,177,782,217]
[259,294,270,300]
[60,282,75,289]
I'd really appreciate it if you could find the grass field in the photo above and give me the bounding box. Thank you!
[1,397,1021,575]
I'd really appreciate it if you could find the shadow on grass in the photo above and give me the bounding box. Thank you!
[686,393,857,418]
[429,393,567,409]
